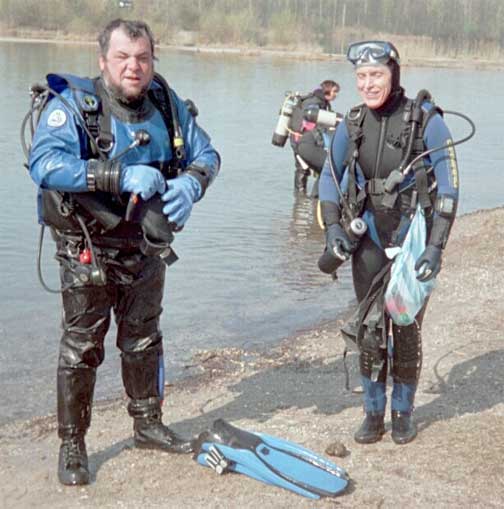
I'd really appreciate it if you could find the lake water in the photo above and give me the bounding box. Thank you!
[1,41,503,424]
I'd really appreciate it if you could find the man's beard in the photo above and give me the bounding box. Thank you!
[102,72,150,106]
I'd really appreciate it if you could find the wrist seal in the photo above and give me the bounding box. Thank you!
[429,215,452,249]
[434,195,457,218]
[429,195,457,249]
[87,159,122,195]
[185,164,211,199]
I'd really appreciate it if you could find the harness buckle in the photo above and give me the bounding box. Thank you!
[347,106,363,121]
[367,178,386,195]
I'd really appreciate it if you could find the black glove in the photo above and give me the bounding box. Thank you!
[415,245,442,282]
[326,224,356,261]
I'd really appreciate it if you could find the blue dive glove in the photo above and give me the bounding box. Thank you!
[161,173,202,227]
[415,245,442,282]
[120,164,166,201]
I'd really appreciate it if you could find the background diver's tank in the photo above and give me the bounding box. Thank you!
[272,92,342,173]
[303,106,343,129]
[271,92,302,147]
[296,107,342,173]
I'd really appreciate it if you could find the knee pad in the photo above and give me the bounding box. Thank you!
[359,328,387,382]
[392,324,422,384]
[359,348,387,383]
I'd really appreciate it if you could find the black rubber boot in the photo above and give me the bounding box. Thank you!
[129,397,193,454]
[57,367,95,485]
[58,435,89,486]
[354,412,385,444]
[391,410,417,445]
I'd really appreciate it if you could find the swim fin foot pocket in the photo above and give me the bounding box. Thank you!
[192,419,349,499]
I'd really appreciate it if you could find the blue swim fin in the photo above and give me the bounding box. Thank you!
[192,419,349,499]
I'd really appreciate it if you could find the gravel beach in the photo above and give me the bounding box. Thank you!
[1,208,503,508]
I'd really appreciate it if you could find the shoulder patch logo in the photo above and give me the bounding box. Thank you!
[47,109,67,128]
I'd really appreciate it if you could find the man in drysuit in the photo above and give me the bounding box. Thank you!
[29,19,220,485]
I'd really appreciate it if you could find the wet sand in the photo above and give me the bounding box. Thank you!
[1,208,503,508]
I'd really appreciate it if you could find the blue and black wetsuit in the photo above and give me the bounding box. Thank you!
[319,89,458,416]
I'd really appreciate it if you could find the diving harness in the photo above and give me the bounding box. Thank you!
[21,74,188,293]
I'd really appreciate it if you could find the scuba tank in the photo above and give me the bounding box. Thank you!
[271,92,301,147]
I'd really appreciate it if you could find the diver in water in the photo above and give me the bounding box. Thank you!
[319,41,459,444]
[28,19,220,485]
[289,80,341,196]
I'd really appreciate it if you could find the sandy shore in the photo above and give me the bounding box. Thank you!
[1,207,504,508]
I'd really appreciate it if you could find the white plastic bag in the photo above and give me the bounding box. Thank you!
[385,205,436,326]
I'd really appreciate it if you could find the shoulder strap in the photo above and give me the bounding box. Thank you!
[345,104,367,155]
[411,90,440,209]
[346,103,367,128]
[340,104,368,215]
[148,84,175,155]
[402,98,414,121]
[151,73,186,166]
[65,77,112,160]
[89,78,114,157]
[345,104,366,185]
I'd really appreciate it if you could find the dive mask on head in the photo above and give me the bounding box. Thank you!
[347,41,400,67]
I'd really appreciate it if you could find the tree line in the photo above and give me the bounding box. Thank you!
[1,0,503,58]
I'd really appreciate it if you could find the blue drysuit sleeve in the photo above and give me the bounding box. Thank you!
[423,108,459,201]
[172,92,220,185]
[318,120,349,204]
[29,90,89,192]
